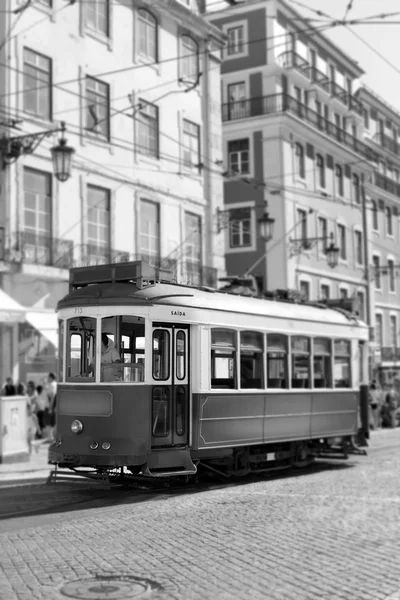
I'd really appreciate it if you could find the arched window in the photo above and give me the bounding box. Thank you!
[335,164,343,196]
[352,174,360,204]
[316,153,325,188]
[138,9,157,61]
[385,206,393,235]
[295,143,305,179]
[180,35,198,81]
[371,200,378,230]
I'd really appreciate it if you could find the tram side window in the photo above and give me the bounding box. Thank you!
[211,329,237,389]
[266,334,288,388]
[240,331,263,389]
[334,340,351,388]
[67,317,96,382]
[58,320,64,382]
[313,338,332,388]
[101,316,145,383]
[291,336,311,388]
[153,330,170,380]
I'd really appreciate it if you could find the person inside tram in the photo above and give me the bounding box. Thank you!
[87,334,121,380]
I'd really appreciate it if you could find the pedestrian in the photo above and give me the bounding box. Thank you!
[369,380,381,430]
[1,377,16,396]
[35,384,49,437]
[16,381,26,395]
[46,372,57,432]
[385,388,398,428]
[26,403,40,454]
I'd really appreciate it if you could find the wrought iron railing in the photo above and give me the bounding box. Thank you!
[277,51,310,76]
[309,67,330,92]
[372,132,399,156]
[181,262,218,288]
[330,81,348,105]
[222,93,379,163]
[374,171,400,198]
[10,231,74,269]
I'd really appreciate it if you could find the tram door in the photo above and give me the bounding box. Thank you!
[151,324,190,448]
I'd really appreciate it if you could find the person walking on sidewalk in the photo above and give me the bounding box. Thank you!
[369,381,381,430]
[385,388,398,428]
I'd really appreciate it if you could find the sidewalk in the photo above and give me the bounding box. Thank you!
[0,442,52,487]
[0,429,399,488]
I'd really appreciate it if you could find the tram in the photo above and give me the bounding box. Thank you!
[49,261,369,478]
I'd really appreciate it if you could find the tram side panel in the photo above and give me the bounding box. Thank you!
[51,384,150,467]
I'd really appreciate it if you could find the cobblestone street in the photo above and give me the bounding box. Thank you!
[0,430,399,600]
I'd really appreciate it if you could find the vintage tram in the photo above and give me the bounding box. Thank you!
[49,261,369,478]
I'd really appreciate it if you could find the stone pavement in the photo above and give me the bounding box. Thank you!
[0,429,399,600]
[0,442,51,486]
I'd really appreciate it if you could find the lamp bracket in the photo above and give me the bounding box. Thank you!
[1,124,64,167]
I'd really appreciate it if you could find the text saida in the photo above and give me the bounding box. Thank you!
[171,310,186,316]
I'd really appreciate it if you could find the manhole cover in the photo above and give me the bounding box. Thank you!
[60,576,159,599]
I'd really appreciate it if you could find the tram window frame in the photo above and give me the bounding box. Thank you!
[152,386,170,437]
[266,333,288,389]
[176,330,186,381]
[211,328,237,389]
[333,339,352,388]
[313,338,332,388]
[291,336,311,388]
[152,329,170,381]
[101,315,146,383]
[66,317,97,382]
[240,330,264,389]
[58,319,64,382]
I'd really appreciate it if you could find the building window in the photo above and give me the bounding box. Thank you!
[385,206,393,236]
[318,216,328,254]
[86,76,110,139]
[23,48,52,120]
[295,143,305,179]
[299,281,310,301]
[227,82,246,119]
[183,119,200,170]
[138,9,157,61]
[390,315,397,347]
[373,255,381,289]
[23,168,52,264]
[185,212,202,284]
[338,224,346,260]
[339,288,348,300]
[320,284,330,300]
[316,154,325,188]
[87,185,110,252]
[352,174,360,204]
[229,207,251,248]
[227,25,245,56]
[140,200,160,266]
[297,208,308,245]
[228,139,249,175]
[138,100,159,158]
[85,0,110,37]
[388,259,395,292]
[180,35,198,81]
[375,314,383,347]
[355,230,363,265]
[363,107,369,129]
[371,200,378,230]
[356,291,364,320]
[335,165,343,196]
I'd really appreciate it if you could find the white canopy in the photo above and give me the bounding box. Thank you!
[0,289,26,323]
[26,310,58,347]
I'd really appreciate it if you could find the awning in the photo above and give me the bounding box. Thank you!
[26,310,58,347]
[0,289,26,323]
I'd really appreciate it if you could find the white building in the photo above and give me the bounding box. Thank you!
[0,0,226,385]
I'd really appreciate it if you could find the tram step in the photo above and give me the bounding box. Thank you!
[143,448,197,477]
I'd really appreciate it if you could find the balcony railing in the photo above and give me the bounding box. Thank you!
[181,262,218,288]
[10,231,74,269]
[381,347,400,361]
[330,81,348,106]
[0,227,4,261]
[374,171,400,198]
[222,93,379,163]
[348,94,363,116]
[372,132,399,156]
[277,51,310,77]
[309,67,330,93]
[75,245,130,268]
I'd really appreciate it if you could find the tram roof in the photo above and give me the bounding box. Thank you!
[58,280,367,330]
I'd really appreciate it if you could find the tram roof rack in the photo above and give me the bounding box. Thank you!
[69,260,175,292]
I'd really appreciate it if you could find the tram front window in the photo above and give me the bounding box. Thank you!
[67,317,96,382]
[101,316,145,382]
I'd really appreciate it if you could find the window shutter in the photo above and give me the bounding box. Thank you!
[370,108,378,120]
[306,143,314,159]
[344,165,351,178]
[378,199,385,211]
[326,154,333,169]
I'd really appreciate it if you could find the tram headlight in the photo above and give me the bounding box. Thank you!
[71,419,83,434]
[89,441,99,450]
[102,442,111,450]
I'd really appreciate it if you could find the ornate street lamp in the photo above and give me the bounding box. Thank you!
[51,122,75,182]
[258,211,275,242]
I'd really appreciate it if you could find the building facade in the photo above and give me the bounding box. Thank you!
[207,0,374,326]
[0,0,226,385]
[357,86,400,384]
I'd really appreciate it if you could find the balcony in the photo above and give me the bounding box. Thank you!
[348,94,363,116]
[330,81,348,106]
[374,171,400,198]
[372,132,399,157]
[309,67,330,93]
[381,347,400,361]
[277,51,310,78]
[9,231,74,269]
[222,93,379,163]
